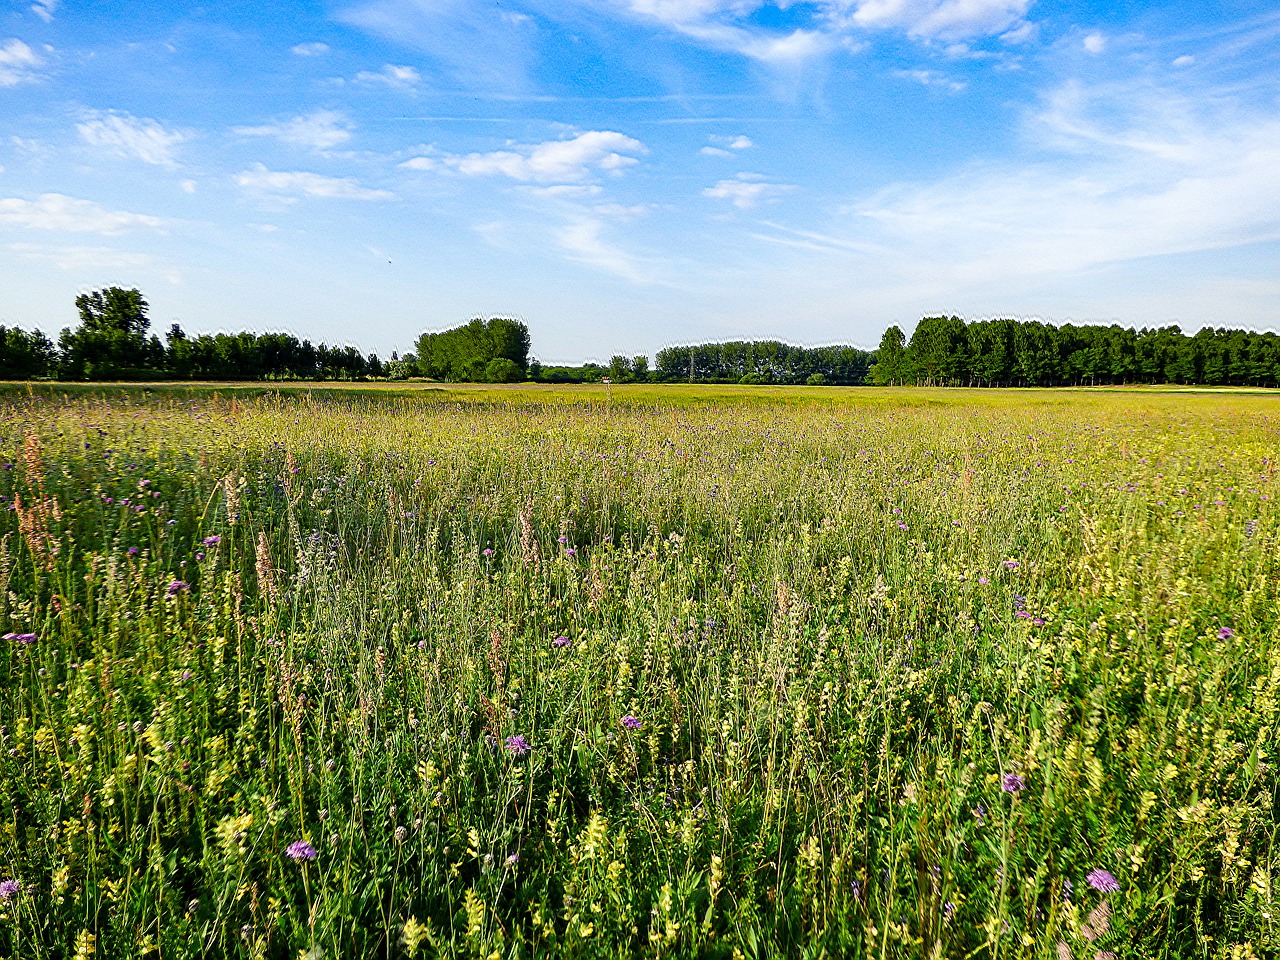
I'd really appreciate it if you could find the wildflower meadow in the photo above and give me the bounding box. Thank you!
[0,383,1276,959]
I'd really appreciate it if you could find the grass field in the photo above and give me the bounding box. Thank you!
[0,384,1277,959]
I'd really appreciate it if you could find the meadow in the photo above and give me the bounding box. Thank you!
[0,383,1276,959]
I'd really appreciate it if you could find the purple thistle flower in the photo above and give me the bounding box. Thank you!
[3,633,37,644]
[557,535,568,545]
[1218,627,1234,639]
[127,546,140,557]
[202,535,221,547]
[564,547,576,557]
[0,879,18,901]
[285,840,317,862]
[551,636,571,648]
[167,580,189,596]
[1086,869,1120,893]
[505,735,531,756]
[1001,773,1026,792]
[621,714,641,730]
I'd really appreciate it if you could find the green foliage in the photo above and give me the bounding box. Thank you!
[655,341,874,384]
[416,317,531,381]
[0,325,56,379]
[0,387,1276,959]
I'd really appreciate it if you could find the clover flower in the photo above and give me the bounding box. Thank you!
[1086,869,1120,893]
[285,840,318,862]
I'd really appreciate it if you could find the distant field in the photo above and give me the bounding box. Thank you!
[0,387,1277,959]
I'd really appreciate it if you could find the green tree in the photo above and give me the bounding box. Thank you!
[868,326,907,385]
[59,286,164,380]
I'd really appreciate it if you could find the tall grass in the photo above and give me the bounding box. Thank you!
[0,386,1276,959]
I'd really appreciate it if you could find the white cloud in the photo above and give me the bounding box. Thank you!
[0,39,42,87]
[235,164,395,200]
[703,172,795,208]
[77,111,187,166]
[401,130,647,183]
[179,180,196,194]
[1172,55,1194,67]
[7,242,180,283]
[849,80,1280,284]
[1083,32,1106,54]
[556,217,651,281]
[840,0,1033,41]
[700,146,733,156]
[355,64,421,87]
[292,42,331,56]
[30,0,57,22]
[0,194,166,234]
[709,134,753,149]
[235,110,354,151]
[896,68,966,92]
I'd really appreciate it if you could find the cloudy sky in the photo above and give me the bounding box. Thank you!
[1,1,1278,361]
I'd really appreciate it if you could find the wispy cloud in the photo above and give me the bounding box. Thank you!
[703,172,795,208]
[851,77,1280,283]
[0,194,166,234]
[7,242,181,283]
[0,39,43,87]
[354,64,421,88]
[234,110,354,151]
[30,0,57,23]
[896,68,966,92]
[836,0,1033,42]
[401,130,647,183]
[77,110,187,166]
[235,164,395,201]
[292,42,330,56]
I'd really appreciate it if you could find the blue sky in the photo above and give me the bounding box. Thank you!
[1,0,1278,361]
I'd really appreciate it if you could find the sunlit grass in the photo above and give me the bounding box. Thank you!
[0,386,1276,958]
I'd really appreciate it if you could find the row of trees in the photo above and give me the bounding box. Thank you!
[1,288,383,381]
[654,342,875,385]
[872,317,1280,387]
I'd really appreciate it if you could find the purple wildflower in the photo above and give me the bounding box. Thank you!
[195,552,205,561]
[978,576,990,585]
[482,548,494,557]
[564,547,576,557]
[128,546,140,557]
[505,735,531,756]
[202,535,221,547]
[1218,627,1234,639]
[621,714,641,730]
[285,840,317,862]
[1001,773,1026,792]
[557,535,568,545]
[1086,869,1120,893]
[1003,560,1020,570]
[1015,610,1032,620]
[0,879,18,901]
[167,580,189,596]
[3,633,37,644]
[972,803,985,822]
[552,636,571,648]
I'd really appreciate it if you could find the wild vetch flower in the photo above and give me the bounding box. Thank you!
[621,714,641,730]
[167,580,189,596]
[203,535,221,547]
[1001,773,1026,792]
[3,633,37,644]
[285,840,317,862]
[1086,869,1120,893]
[0,879,19,901]
[552,636,571,648]
[1218,627,1234,639]
[505,735,531,756]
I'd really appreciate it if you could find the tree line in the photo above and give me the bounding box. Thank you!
[5,287,1280,387]
[872,316,1280,387]
[1,288,383,382]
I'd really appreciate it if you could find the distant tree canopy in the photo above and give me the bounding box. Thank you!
[0,287,383,382]
[870,316,1280,387]
[654,341,874,385]
[415,318,531,382]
